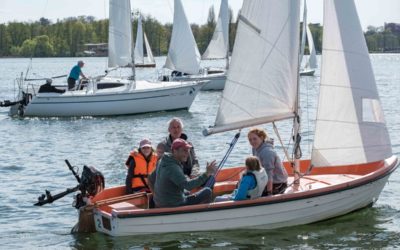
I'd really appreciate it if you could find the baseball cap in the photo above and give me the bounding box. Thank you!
[139,138,152,148]
[171,138,192,150]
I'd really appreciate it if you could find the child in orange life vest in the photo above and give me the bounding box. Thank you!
[125,138,158,194]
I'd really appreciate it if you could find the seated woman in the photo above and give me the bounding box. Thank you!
[215,156,268,202]
[247,128,288,196]
[125,138,158,194]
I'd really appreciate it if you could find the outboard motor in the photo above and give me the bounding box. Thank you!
[34,160,105,209]
[73,165,105,209]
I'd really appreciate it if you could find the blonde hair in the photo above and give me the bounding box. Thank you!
[247,128,269,142]
[245,156,261,171]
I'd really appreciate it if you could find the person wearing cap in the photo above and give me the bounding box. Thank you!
[158,117,199,177]
[125,138,158,194]
[148,138,217,208]
[67,60,87,90]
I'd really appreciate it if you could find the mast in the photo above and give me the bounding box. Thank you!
[292,0,305,186]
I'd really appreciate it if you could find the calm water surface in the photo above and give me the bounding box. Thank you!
[0,55,399,249]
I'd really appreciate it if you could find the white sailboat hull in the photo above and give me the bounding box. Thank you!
[299,68,315,76]
[22,81,203,117]
[93,156,397,236]
[172,72,227,91]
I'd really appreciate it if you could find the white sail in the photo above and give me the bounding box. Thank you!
[311,0,392,167]
[206,0,301,135]
[164,0,201,75]
[299,0,307,67]
[305,24,317,69]
[144,32,155,64]
[202,0,230,60]
[134,15,144,64]
[108,0,133,68]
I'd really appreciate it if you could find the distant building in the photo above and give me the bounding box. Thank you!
[384,23,400,35]
[83,43,108,56]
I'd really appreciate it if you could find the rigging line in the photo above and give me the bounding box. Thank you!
[273,122,292,164]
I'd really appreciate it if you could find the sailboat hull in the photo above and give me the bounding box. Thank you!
[21,81,203,117]
[171,72,227,91]
[300,68,315,76]
[134,63,156,68]
[90,156,397,236]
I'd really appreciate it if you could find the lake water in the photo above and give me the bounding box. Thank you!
[0,55,399,249]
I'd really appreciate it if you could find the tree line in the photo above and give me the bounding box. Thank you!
[0,10,399,58]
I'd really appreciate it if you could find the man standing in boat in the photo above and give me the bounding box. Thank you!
[158,117,199,177]
[67,60,87,90]
[148,138,217,208]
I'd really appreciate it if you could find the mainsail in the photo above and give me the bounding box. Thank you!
[134,15,144,64]
[300,0,317,71]
[304,25,317,69]
[134,16,156,65]
[206,0,301,135]
[144,32,155,64]
[108,0,133,68]
[311,0,392,167]
[202,0,230,60]
[164,0,201,75]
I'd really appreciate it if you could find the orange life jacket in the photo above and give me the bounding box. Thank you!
[129,152,157,190]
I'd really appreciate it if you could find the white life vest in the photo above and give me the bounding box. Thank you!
[245,168,268,199]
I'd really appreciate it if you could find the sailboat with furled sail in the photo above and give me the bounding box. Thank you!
[3,0,204,117]
[31,0,397,236]
[160,0,227,90]
[134,15,156,68]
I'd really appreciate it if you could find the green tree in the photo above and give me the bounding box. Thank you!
[20,39,36,57]
[34,35,54,56]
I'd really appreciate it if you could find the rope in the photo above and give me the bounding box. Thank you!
[205,131,241,188]
[272,122,292,163]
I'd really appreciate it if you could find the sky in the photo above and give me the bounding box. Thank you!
[1,0,399,30]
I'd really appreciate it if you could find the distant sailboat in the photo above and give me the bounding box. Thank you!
[202,0,230,72]
[4,0,204,117]
[161,0,227,91]
[300,0,318,76]
[134,15,156,68]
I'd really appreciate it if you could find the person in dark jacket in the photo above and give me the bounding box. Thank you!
[158,117,199,177]
[38,79,65,94]
[148,138,217,208]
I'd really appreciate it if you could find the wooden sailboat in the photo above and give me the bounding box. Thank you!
[72,0,397,236]
[161,0,227,91]
[299,0,318,76]
[5,0,204,117]
[134,15,156,68]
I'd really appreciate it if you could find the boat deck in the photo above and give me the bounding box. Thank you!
[93,173,363,216]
